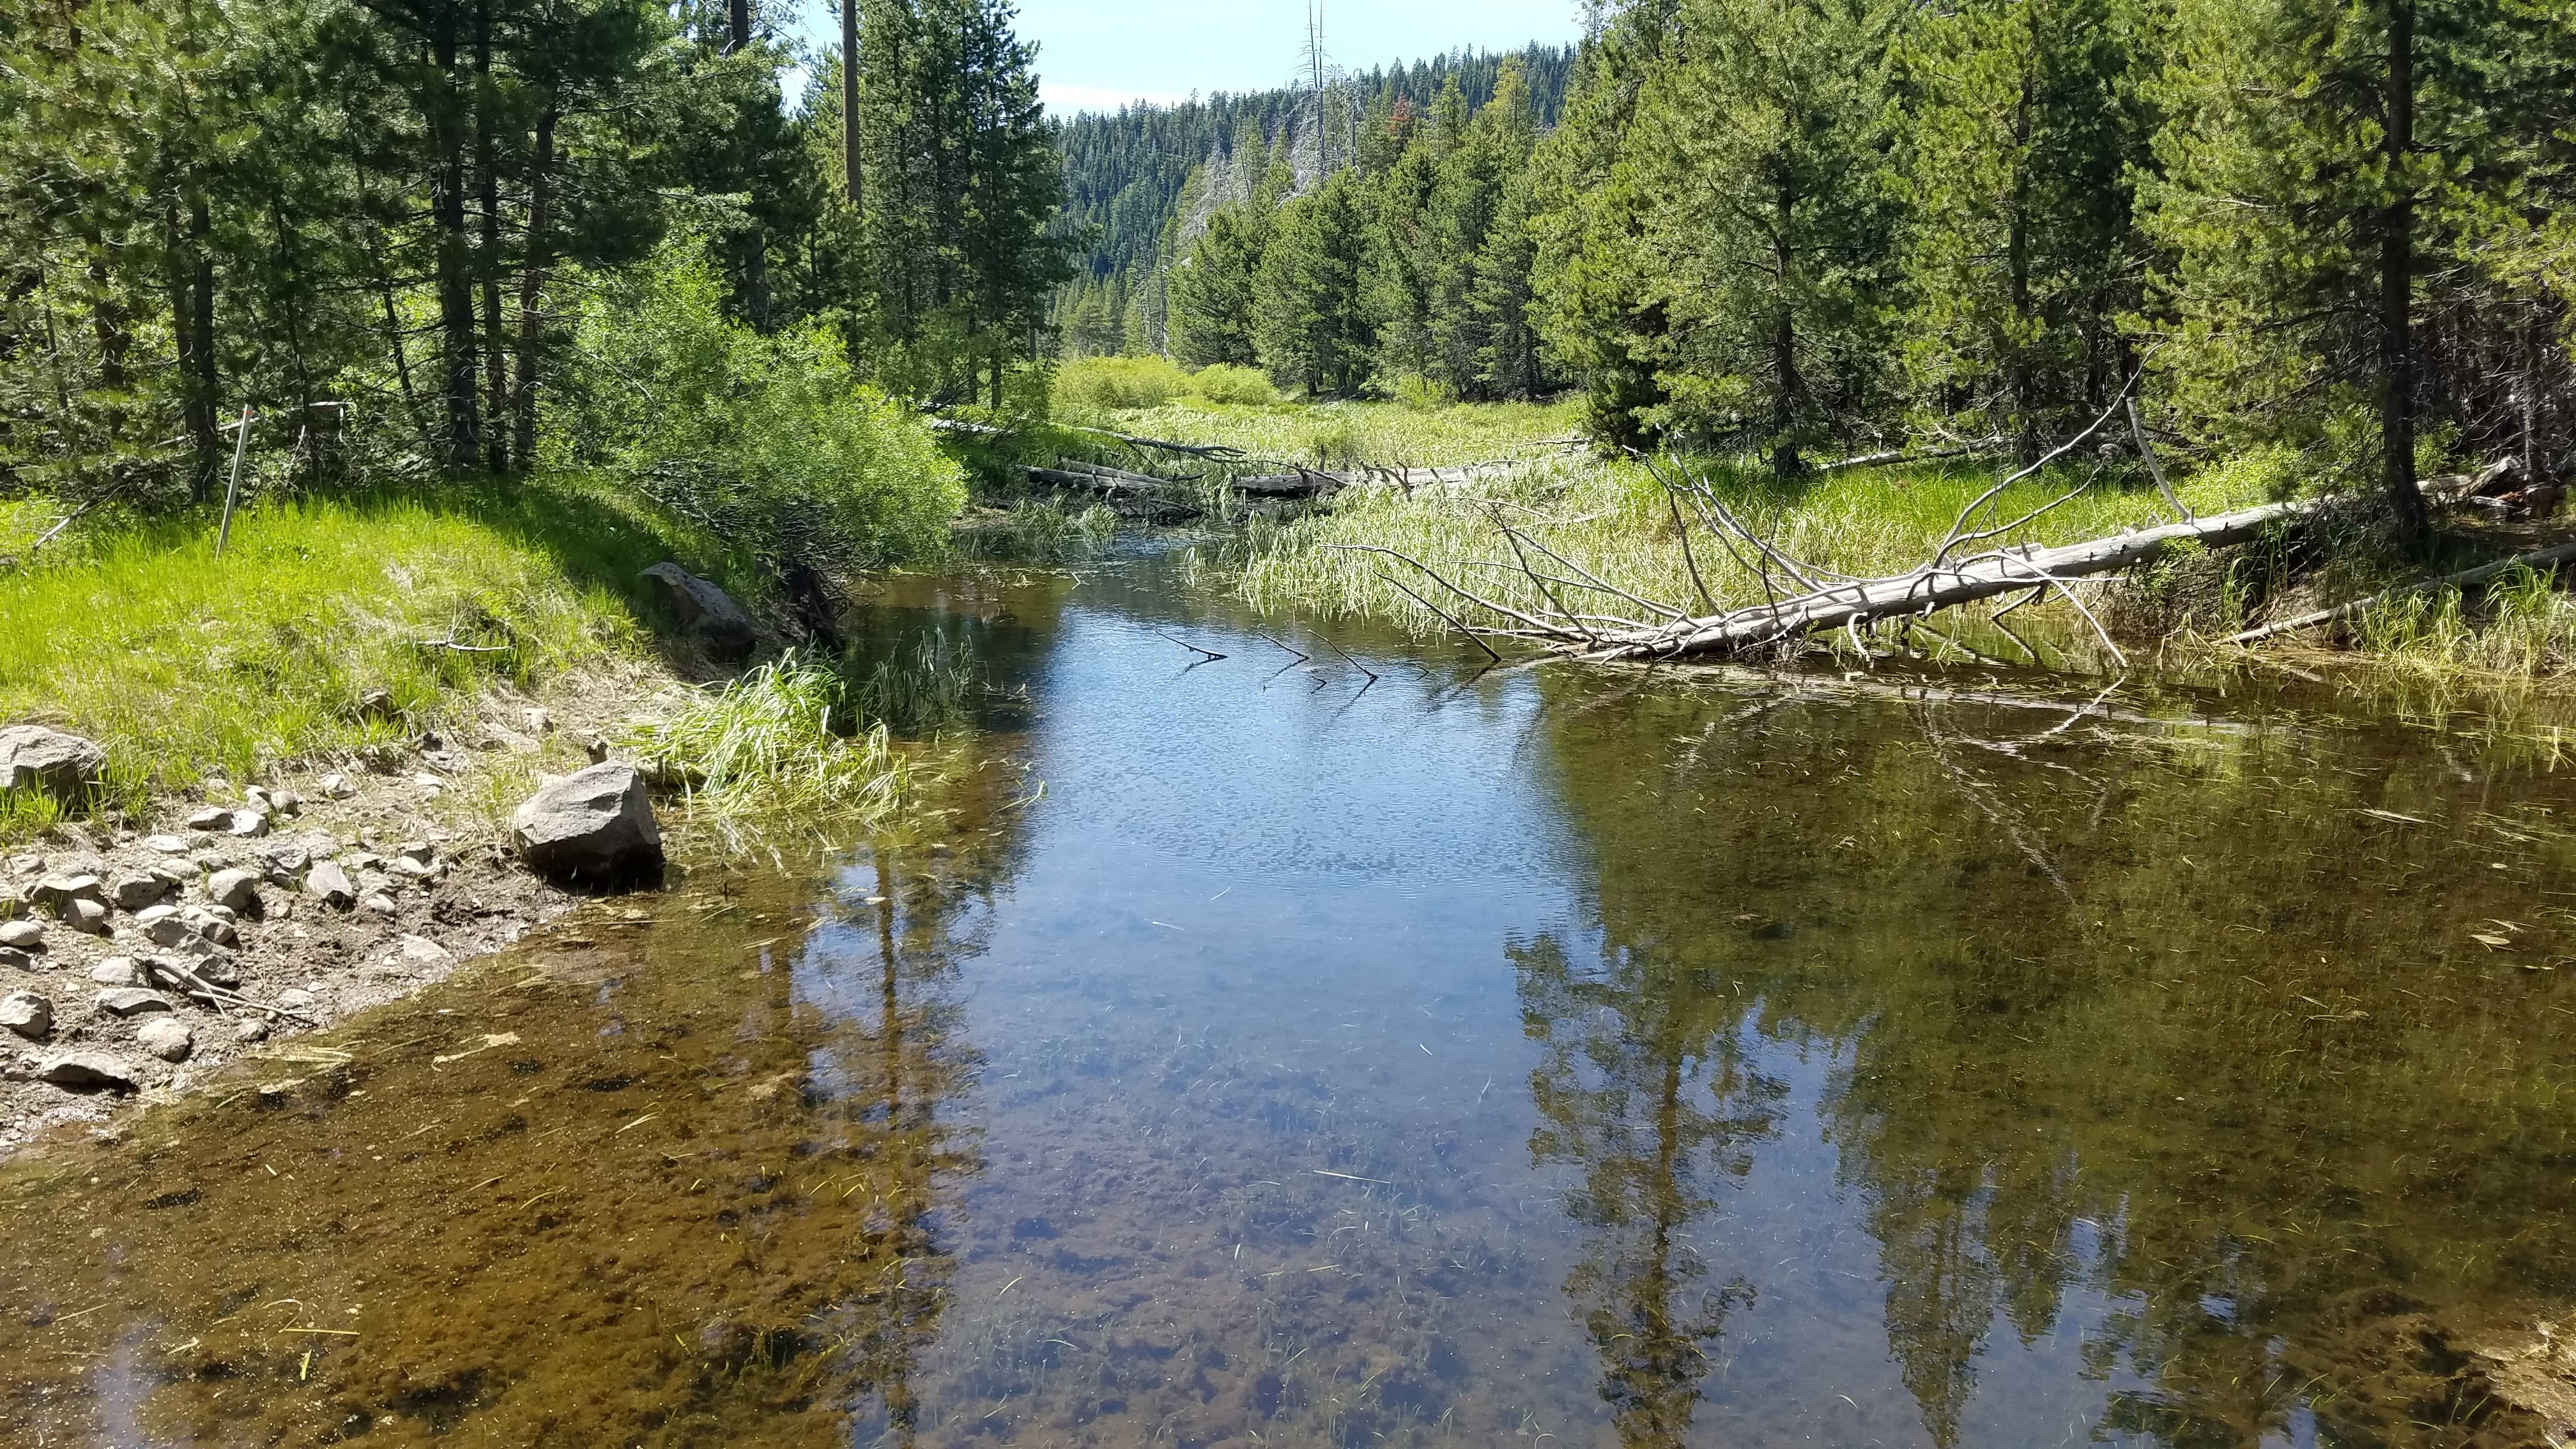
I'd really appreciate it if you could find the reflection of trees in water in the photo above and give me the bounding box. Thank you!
[1531,671,2576,1446]
[1515,935,1783,1446]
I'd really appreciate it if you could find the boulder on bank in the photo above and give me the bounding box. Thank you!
[36,1051,137,1091]
[510,763,663,887]
[641,563,758,661]
[0,726,105,802]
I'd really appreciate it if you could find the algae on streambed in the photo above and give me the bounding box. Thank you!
[8,551,2576,1446]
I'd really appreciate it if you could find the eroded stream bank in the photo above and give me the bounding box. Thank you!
[8,548,2576,1447]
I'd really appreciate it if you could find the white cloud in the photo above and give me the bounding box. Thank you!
[1041,82,1190,116]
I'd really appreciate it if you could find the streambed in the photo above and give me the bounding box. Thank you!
[5,547,2576,1446]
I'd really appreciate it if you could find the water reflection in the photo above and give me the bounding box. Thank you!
[1533,667,2576,1445]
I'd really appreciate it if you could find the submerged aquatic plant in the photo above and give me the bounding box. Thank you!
[619,652,907,841]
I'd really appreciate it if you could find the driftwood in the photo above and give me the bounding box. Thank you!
[2220,534,2576,645]
[1813,440,1999,475]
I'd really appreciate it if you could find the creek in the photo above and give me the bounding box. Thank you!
[6,544,2576,1447]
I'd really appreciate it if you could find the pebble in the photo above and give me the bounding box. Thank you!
[185,807,231,831]
[524,706,553,733]
[278,988,316,1010]
[63,898,109,935]
[142,835,191,855]
[226,809,270,838]
[361,893,398,916]
[36,1052,137,1091]
[0,921,40,950]
[90,958,141,986]
[233,1018,270,1044]
[319,773,357,799]
[0,992,50,1039]
[95,988,172,1017]
[306,861,356,910]
[397,934,454,967]
[135,1018,192,1062]
[110,872,174,912]
[6,855,42,875]
[0,947,31,972]
[206,868,262,914]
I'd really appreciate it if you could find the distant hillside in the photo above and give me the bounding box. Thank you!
[1052,45,1577,357]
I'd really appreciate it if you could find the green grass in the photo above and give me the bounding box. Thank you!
[1077,395,1584,471]
[1222,404,2270,663]
[0,472,746,818]
[617,653,908,850]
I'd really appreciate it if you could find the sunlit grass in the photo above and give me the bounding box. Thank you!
[618,653,908,847]
[0,473,737,813]
[1065,395,1585,471]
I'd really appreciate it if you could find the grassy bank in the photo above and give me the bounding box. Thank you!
[1038,389,2576,690]
[0,474,913,836]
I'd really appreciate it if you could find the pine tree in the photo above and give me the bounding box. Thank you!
[1169,154,1287,369]
[1891,0,2147,459]
[1254,169,1376,396]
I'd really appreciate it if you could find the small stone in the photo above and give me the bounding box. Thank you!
[277,988,316,1010]
[181,908,238,947]
[583,734,610,765]
[0,921,40,949]
[524,707,553,734]
[137,907,190,947]
[388,856,438,882]
[185,806,231,831]
[0,946,31,972]
[6,855,42,875]
[305,861,356,910]
[267,788,300,816]
[64,898,109,935]
[29,874,105,912]
[397,841,435,865]
[110,872,174,912]
[0,725,106,801]
[397,934,454,967]
[361,893,397,916]
[233,1018,270,1044]
[90,958,141,986]
[227,809,270,838]
[206,868,262,914]
[358,687,397,721]
[190,957,239,988]
[36,1052,137,1091]
[319,773,357,800]
[135,1018,192,1062]
[0,991,50,1039]
[142,835,190,855]
[257,846,309,886]
[95,988,171,1016]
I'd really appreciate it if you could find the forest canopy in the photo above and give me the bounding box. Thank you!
[1105,0,2575,526]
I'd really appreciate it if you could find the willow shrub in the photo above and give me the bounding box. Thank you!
[551,236,964,571]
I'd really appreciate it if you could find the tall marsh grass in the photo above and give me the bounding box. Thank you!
[618,654,908,844]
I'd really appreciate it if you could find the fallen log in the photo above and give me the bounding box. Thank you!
[2220,536,2576,645]
[1596,498,2318,660]
[1022,467,1202,522]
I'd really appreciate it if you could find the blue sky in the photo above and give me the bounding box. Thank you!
[786,1,1585,116]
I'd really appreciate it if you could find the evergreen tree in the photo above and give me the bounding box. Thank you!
[1253,169,1376,396]
[1891,0,2147,459]
[1168,154,1286,369]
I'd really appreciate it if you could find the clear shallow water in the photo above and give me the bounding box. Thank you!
[6,549,2576,1446]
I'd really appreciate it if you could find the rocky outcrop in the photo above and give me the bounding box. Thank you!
[0,726,104,801]
[641,563,758,661]
[510,763,663,886]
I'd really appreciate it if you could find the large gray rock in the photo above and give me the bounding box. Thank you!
[641,563,758,661]
[206,868,262,915]
[510,763,663,886]
[28,874,103,913]
[36,1052,137,1091]
[0,726,104,801]
[111,871,175,912]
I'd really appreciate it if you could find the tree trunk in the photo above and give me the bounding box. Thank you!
[476,0,509,473]
[1769,178,1802,476]
[841,0,863,204]
[171,199,219,500]
[512,106,558,470]
[727,0,749,51]
[433,19,480,472]
[2380,0,2427,544]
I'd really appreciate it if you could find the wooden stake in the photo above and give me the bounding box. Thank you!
[215,404,253,560]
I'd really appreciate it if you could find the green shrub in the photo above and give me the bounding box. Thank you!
[1390,374,1457,412]
[551,234,963,571]
[1186,364,1276,406]
[1055,355,1191,411]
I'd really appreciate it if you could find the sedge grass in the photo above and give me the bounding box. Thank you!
[617,654,908,848]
